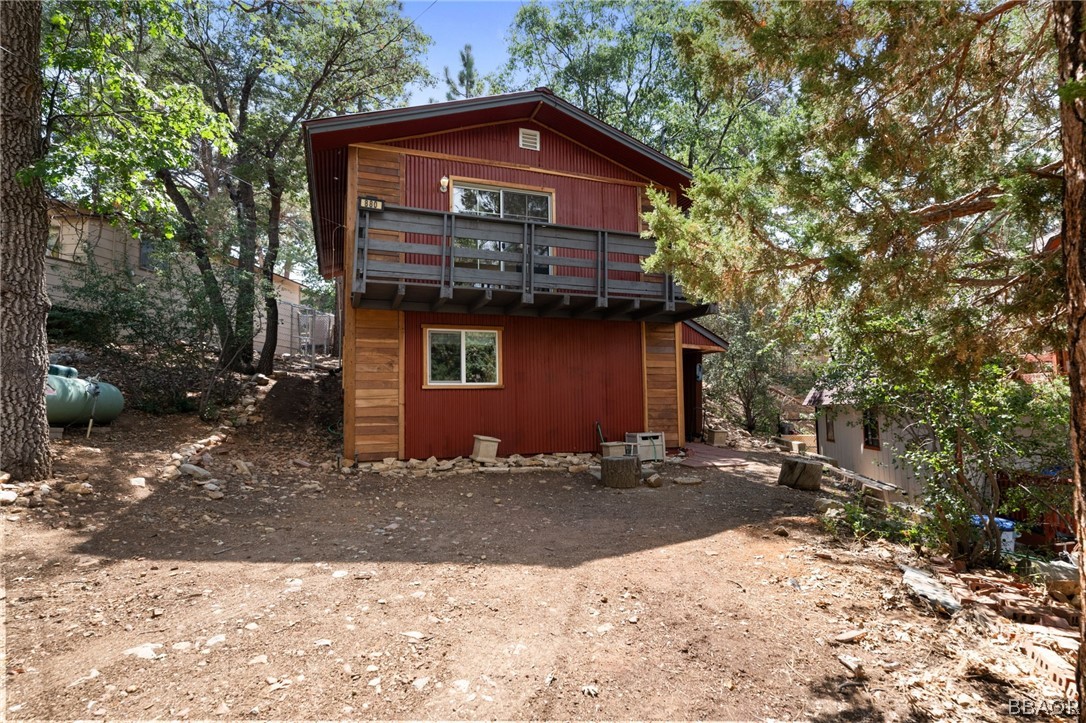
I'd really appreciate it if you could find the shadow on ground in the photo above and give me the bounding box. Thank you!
[70,455,815,568]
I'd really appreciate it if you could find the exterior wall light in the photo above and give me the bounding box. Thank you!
[439,175,449,193]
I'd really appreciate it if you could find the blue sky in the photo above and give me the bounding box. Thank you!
[402,1,535,104]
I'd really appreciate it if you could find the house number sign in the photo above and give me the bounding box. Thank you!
[359,196,385,212]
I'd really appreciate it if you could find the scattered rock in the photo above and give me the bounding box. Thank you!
[673,476,702,485]
[644,473,662,488]
[248,655,268,665]
[207,490,224,500]
[568,464,590,474]
[900,564,961,616]
[178,464,212,480]
[412,676,430,691]
[0,490,17,505]
[204,634,226,647]
[773,526,789,537]
[838,654,865,679]
[123,643,163,660]
[834,629,867,644]
[581,684,600,697]
[129,477,146,488]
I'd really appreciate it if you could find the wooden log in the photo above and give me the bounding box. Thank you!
[601,455,641,489]
[776,456,822,491]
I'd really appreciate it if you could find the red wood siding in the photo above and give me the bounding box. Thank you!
[392,121,645,185]
[682,323,725,350]
[400,155,640,229]
[403,312,644,458]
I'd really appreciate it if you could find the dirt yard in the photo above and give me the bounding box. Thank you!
[1,372,1071,721]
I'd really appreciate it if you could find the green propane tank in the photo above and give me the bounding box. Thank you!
[48,364,79,378]
[45,374,125,425]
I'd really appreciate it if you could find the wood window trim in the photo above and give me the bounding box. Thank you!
[861,409,881,451]
[422,324,504,390]
[448,177,555,221]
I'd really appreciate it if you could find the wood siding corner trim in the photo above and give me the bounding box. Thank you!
[641,321,649,431]
[398,310,405,459]
[674,322,685,446]
[342,147,360,460]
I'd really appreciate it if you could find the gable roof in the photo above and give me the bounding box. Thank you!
[303,88,693,277]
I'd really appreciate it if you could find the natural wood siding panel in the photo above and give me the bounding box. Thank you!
[357,149,403,204]
[643,322,682,446]
[351,309,401,460]
[344,147,405,460]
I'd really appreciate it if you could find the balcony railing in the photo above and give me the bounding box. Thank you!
[352,203,710,322]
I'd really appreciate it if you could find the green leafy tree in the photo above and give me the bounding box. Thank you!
[817,309,1071,565]
[702,304,783,434]
[641,0,1086,693]
[43,0,430,373]
[3,0,226,480]
[149,0,429,373]
[504,0,780,170]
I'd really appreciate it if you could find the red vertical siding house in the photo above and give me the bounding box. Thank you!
[303,89,714,461]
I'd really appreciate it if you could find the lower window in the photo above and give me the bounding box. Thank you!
[425,327,501,387]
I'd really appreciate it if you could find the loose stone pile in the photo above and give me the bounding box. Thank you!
[355,452,601,479]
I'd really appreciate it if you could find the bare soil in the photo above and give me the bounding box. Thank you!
[1,374,1066,721]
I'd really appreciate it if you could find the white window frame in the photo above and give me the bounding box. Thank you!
[451,181,554,283]
[423,326,503,389]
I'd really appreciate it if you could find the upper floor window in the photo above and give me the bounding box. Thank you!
[451,182,553,285]
[452,183,551,222]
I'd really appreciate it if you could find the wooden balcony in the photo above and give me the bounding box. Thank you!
[351,204,712,323]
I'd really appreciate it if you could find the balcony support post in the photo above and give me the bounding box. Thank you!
[596,230,608,307]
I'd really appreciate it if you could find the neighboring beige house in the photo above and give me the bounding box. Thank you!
[804,389,922,500]
[46,200,333,356]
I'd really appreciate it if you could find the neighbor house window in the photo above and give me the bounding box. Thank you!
[46,225,62,259]
[862,409,880,450]
[425,327,501,387]
[452,182,552,283]
[824,410,835,443]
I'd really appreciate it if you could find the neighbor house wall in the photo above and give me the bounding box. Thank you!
[817,406,921,499]
[46,206,322,358]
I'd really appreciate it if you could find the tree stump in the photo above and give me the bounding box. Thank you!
[601,455,641,489]
[777,456,822,491]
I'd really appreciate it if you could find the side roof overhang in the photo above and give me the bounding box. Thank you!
[303,88,693,278]
[682,320,728,353]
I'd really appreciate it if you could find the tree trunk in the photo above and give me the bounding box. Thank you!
[156,168,237,364]
[0,1,53,481]
[228,180,258,371]
[256,180,283,375]
[1053,0,1086,711]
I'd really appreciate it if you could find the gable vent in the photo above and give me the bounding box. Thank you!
[518,128,541,151]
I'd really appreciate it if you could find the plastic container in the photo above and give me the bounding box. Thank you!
[970,515,1017,553]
